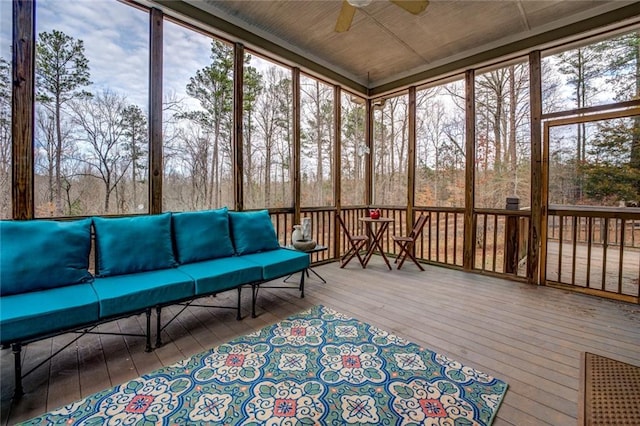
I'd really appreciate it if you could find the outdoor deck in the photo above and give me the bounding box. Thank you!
[1,257,639,425]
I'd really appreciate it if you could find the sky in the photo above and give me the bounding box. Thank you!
[1,0,215,110]
[1,1,10,61]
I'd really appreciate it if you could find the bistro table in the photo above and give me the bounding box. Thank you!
[358,217,394,270]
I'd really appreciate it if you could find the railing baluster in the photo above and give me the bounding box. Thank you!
[492,214,498,272]
[453,212,458,266]
[601,217,609,291]
[586,217,592,289]
[571,215,577,286]
[444,212,449,265]
[557,215,564,282]
[436,211,441,263]
[482,214,488,271]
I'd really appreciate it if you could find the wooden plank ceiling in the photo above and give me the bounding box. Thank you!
[176,0,638,92]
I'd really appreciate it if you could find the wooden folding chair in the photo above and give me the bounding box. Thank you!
[392,213,429,270]
[336,214,368,268]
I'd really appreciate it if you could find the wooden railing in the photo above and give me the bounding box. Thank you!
[545,206,640,300]
[474,209,530,278]
[270,206,529,279]
[270,205,639,302]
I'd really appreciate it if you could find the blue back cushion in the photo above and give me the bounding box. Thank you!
[229,210,280,255]
[0,218,93,296]
[93,213,176,277]
[172,208,235,264]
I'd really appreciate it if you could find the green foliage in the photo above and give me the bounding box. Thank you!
[581,163,640,202]
[596,32,640,101]
[36,30,92,105]
[121,104,148,175]
[581,118,640,203]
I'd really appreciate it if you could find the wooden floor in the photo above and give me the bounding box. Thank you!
[2,257,639,425]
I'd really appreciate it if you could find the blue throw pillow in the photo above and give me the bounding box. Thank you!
[93,213,176,277]
[172,208,235,264]
[0,218,93,296]
[229,210,280,255]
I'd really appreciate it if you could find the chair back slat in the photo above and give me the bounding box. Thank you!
[409,213,429,239]
[336,214,354,240]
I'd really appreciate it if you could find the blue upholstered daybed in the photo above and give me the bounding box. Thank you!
[0,208,309,398]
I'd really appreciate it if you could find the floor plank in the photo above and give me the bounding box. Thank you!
[1,258,638,425]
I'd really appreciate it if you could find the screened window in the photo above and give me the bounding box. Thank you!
[549,117,640,207]
[34,0,149,217]
[542,31,640,114]
[415,78,465,207]
[243,53,293,209]
[0,0,11,219]
[162,19,233,212]
[300,74,334,207]
[475,61,531,209]
[372,93,408,205]
[340,92,366,206]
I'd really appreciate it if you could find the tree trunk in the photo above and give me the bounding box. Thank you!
[55,96,63,215]
[508,65,517,193]
[631,36,640,193]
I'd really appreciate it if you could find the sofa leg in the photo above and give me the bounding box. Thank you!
[251,284,258,318]
[236,287,242,321]
[300,270,305,298]
[12,343,23,399]
[145,309,152,352]
[155,306,163,348]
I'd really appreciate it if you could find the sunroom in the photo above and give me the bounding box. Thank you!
[1,0,639,424]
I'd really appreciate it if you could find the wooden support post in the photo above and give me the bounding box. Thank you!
[529,50,543,285]
[407,87,417,233]
[148,8,163,214]
[334,85,342,258]
[12,0,35,220]
[234,42,244,212]
[463,70,475,271]
[365,99,373,207]
[293,68,301,224]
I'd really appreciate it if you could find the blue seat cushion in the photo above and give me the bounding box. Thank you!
[178,257,263,295]
[92,269,194,318]
[241,248,310,281]
[93,213,177,277]
[0,284,99,344]
[172,208,235,264]
[229,210,280,255]
[0,218,93,296]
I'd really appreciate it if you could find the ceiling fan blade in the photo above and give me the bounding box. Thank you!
[389,0,429,15]
[335,1,356,33]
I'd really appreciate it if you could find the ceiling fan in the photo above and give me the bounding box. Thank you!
[335,0,429,33]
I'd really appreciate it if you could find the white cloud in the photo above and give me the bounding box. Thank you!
[2,0,286,113]
[37,0,149,106]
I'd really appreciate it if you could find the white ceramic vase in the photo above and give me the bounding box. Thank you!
[292,225,303,243]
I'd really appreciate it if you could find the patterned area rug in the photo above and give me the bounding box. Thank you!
[21,305,508,425]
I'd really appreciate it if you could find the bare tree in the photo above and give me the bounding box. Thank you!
[300,77,334,206]
[253,66,292,208]
[0,57,11,218]
[70,89,130,214]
